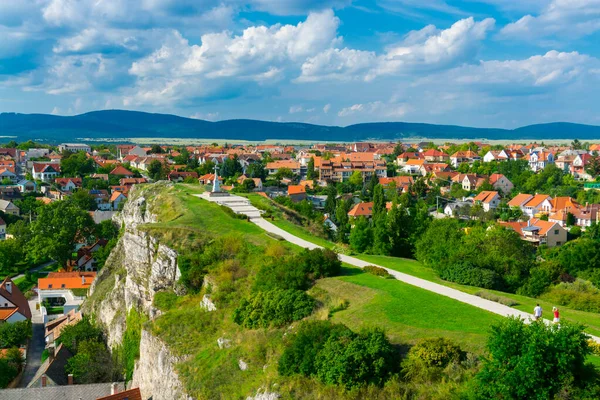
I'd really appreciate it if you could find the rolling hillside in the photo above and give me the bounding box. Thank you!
[2,109,600,143]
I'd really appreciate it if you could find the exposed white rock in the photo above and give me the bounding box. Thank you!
[200,294,217,311]
[239,359,248,371]
[132,330,188,400]
[217,337,231,349]
[246,389,280,400]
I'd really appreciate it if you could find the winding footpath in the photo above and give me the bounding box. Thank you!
[197,193,600,343]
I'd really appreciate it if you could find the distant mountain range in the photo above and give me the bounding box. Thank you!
[2,110,600,144]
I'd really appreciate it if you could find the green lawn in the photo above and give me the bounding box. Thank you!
[12,263,60,295]
[315,267,502,353]
[260,207,600,338]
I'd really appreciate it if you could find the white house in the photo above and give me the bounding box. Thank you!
[473,191,501,212]
[58,143,91,153]
[0,277,31,323]
[0,199,19,216]
[32,163,61,182]
[527,151,554,172]
[483,150,509,163]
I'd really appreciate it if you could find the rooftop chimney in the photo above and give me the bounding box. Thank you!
[41,374,47,387]
[48,346,55,362]
[5,281,11,294]
[81,275,85,285]
[68,374,73,385]
[111,382,119,395]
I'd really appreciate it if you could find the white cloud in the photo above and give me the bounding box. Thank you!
[323,103,331,113]
[125,10,341,105]
[289,105,304,113]
[190,111,220,121]
[338,101,409,118]
[297,17,495,83]
[501,0,600,40]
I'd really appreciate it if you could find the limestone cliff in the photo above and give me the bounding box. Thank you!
[84,183,189,399]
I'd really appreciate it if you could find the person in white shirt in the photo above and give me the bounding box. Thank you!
[533,304,543,321]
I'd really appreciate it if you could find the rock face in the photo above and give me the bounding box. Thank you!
[86,183,189,399]
[132,330,188,400]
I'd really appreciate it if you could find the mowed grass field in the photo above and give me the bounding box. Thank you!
[244,193,600,338]
[316,267,502,353]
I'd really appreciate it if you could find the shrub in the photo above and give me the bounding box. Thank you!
[364,265,393,279]
[315,328,400,389]
[439,262,500,289]
[0,358,17,388]
[407,338,464,368]
[57,317,103,353]
[474,291,518,307]
[541,279,600,313]
[588,340,600,356]
[254,260,311,291]
[154,290,178,311]
[233,289,315,329]
[517,262,558,298]
[279,321,351,377]
[297,248,341,279]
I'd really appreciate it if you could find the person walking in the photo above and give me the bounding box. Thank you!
[553,307,560,324]
[533,304,543,321]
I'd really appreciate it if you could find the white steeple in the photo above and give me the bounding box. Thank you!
[212,165,221,193]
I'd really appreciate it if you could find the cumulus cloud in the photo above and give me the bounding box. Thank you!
[125,10,341,105]
[500,0,600,40]
[338,101,410,119]
[297,17,495,82]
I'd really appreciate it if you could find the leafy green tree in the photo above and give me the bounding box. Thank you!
[586,156,600,177]
[220,155,243,178]
[0,358,18,388]
[476,317,591,400]
[274,167,294,181]
[387,200,411,257]
[415,218,463,270]
[0,239,23,272]
[69,189,97,211]
[245,162,266,180]
[148,160,167,181]
[29,201,95,267]
[324,184,337,217]
[371,213,391,255]
[296,248,341,279]
[150,144,163,154]
[335,199,351,243]
[58,317,104,353]
[60,152,95,177]
[233,289,315,328]
[348,171,363,188]
[0,320,31,348]
[349,216,372,253]
[372,184,386,221]
[66,340,114,383]
[241,179,256,192]
[367,173,379,199]
[14,195,44,217]
[566,212,576,227]
[96,220,119,240]
[307,157,316,180]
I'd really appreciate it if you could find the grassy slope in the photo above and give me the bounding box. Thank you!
[245,193,600,337]
[127,184,516,398]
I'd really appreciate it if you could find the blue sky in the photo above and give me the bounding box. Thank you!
[1,0,600,129]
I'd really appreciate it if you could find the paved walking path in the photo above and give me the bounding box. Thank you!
[11,260,56,281]
[19,300,45,388]
[252,217,600,343]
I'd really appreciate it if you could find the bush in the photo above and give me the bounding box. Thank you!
[153,290,178,312]
[233,289,315,328]
[315,328,400,389]
[407,338,464,368]
[279,321,351,377]
[0,358,17,388]
[517,263,558,298]
[57,317,103,353]
[541,279,600,313]
[254,260,311,292]
[439,262,500,290]
[364,265,393,279]
[474,291,518,307]
[297,248,341,279]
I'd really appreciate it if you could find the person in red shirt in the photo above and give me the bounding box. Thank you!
[553,307,560,324]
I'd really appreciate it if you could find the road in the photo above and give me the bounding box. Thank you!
[251,217,600,343]
[18,300,45,388]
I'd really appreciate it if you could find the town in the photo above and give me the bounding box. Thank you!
[2,137,600,398]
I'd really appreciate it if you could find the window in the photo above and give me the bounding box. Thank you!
[61,284,66,288]
[554,229,559,235]
[556,242,562,246]
[48,284,52,289]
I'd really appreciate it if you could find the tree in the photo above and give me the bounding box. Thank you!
[566,211,576,227]
[572,138,583,150]
[220,155,243,178]
[60,152,95,177]
[241,179,256,192]
[66,340,114,384]
[245,162,266,180]
[28,201,95,267]
[96,219,119,240]
[307,157,316,180]
[335,199,351,243]
[150,144,163,154]
[348,171,363,188]
[274,167,294,181]
[0,239,23,272]
[367,173,379,199]
[69,189,97,211]
[324,184,337,217]
[371,213,391,255]
[476,317,592,400]
[372,184,386,221]
[0,320,31,348]
[411,177,428,198]
[587,155,600,178]
[387,200,411,257]
[349,217,372,253]
[148,160,166,181]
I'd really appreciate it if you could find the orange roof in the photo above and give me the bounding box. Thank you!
[499,218,559,237]
[299,180,314,189]
[38,272,96,290]
[548,197,579,212]
[110,191,126,202]
[348,202,374,217]
[524,194,551,208]
[97,388,142,400]
[507,193,533,207]
[473,191,499,204]
[405,159,425,166]
[489,173,507,184]
[110,165,134,176]
[421,149,449,157]
[379,176,413,187]
[288,185,306,195]
[0,308,18,321]
[266,161,300,169]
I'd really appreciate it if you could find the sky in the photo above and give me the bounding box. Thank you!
[1,0,600,129]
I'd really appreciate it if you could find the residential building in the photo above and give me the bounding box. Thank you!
[499,219,567,247]
[379,176,413,193]
[489,173,514,194]
[421,149,449,162]
[0,216,5,240]
[0,383,130,399]
[0,199,19,216]
[109,166,134,177]
[16,179,37,193]
[0,168,17,183]
[32,163,61,182]
[522,194,553,217]
[44,309,82,348]
[110,191,127,211]
[37,272,96,314]
[167,171,198,182]
[57,143,91,153]
[507,193,533,210]
[27,343,74,387]
[266,160,301,176]
[450,150,480,167]
[473,191,501,212]
[347,201,393,220]
[483,150,509,163]
[54,177,82,192]
[526,151,554,172]
[90,189,111,210]
[0,277,32,323]
[288,185,307,202]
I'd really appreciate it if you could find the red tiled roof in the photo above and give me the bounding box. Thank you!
[288,185,306,195]
[110,166,134,176]
[96,388,142,400]
[0,277,32,320]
